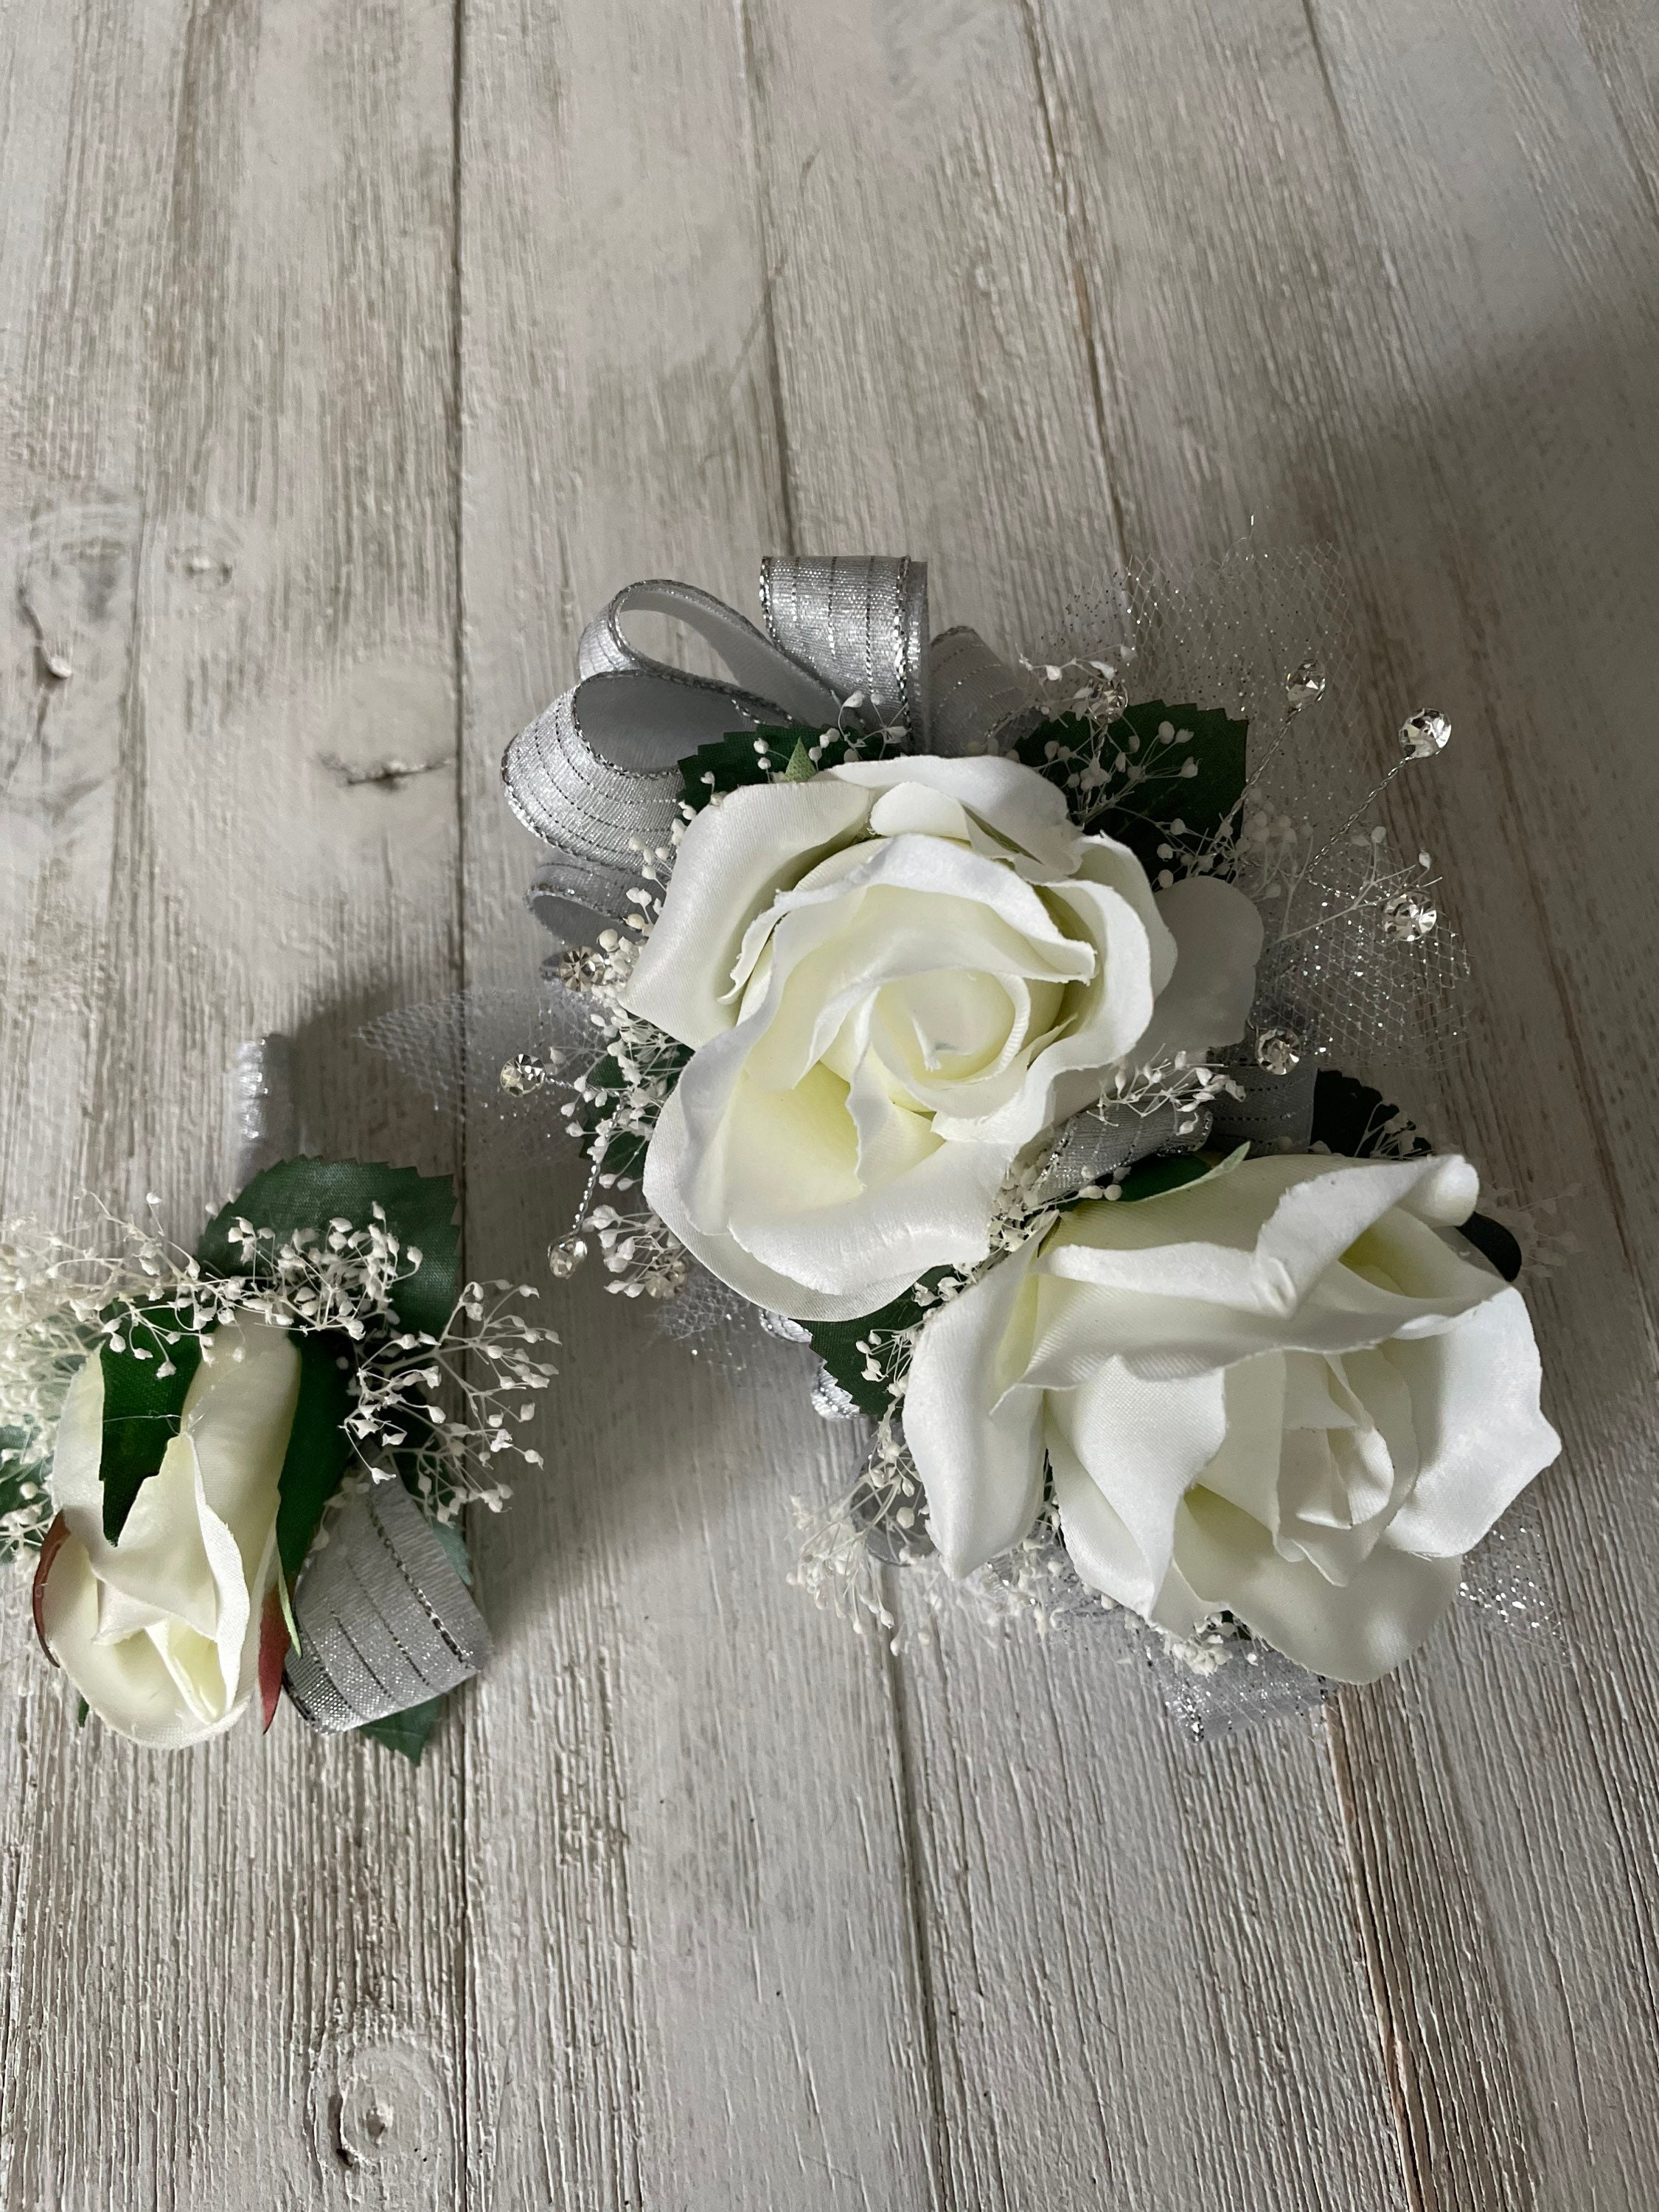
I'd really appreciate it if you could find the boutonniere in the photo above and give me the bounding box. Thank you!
[4,1152,555,1756]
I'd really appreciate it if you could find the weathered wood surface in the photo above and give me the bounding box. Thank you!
[1,1,1656,2205]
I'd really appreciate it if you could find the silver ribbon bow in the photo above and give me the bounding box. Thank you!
[503,554,1040,947]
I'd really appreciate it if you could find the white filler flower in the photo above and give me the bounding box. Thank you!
[905,1151,1560,1681]
[625,756,1262,1321]
[37,1316,299,1747]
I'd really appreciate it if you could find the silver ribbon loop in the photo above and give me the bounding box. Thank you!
[759,554,928,742]
[1030,1100,1212,1206]
[577,577,841,726]
[284,1478,493,1733]
[504,554,1036,946]
[928,625,1040,757]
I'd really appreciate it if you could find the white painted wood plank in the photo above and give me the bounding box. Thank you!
[454,4,937,2204]
[1024,0,1659,2200]
[0,6,469,2205]
[735,4,1411,2205]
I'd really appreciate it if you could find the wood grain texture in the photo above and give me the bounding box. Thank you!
[0,4,470,2206]
[3,0,1658,2204]
[454,3,936,2205]
[734,3,1411,2203]
[1023,0,1659,2200]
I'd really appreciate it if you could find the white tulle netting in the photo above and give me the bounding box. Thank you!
[1037,543,1469,1063]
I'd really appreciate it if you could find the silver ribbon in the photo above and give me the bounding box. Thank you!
[503,556,1038,947]
[1029,1100,1212,1206]
[284,1479,493,1733]
[1210,1058,1319,1152]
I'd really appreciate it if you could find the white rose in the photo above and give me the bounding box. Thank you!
[625,756,1262,1320]
[905,1150,1560,1681]
[37,1315,299,1747]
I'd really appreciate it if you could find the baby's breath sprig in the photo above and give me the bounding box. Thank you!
[0,1192,560,1560]
[344,1272,558,1520]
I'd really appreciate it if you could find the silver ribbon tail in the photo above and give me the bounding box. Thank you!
[1209,1058,1319,1152]
[503,556,1039,947]
[225,1035,299,1192]
[284,1480,493,1733]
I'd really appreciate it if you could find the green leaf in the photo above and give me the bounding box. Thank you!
[1115,1151,1218,1203]
[361,1694,445,1764]
[274,1332,356,1585]
[1014,700,1248,865]
[98,1310,204,1543]
[678,725,904,814]
[1310,1072,1429,1161]
[679,726,817,813]
[804,1276,945,1422]
[198,1158,459,1338]
[75,1696,89,1729]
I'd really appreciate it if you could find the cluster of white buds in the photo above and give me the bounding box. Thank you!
[347,1273,558,1520]
[579,1204,689,1301]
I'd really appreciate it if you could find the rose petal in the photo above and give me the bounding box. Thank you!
[1135,876,1263,1062]
[623,777,872,1046]
[904,1239,1046,1573]
[1168,1489,1461,1683]
[1382,1289,1561,1557]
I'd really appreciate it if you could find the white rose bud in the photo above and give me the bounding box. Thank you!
[37,1315,300,1747]
[625,756,1262,1320]
[905,1151,1560,1682]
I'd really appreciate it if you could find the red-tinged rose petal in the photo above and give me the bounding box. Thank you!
[258,1582,289,1733]
[31,1514,69,1668]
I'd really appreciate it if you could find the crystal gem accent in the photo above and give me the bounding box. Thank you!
[547,1234,589,1278]
[1382,891,1439,942]
[555,946,608,992]
[1284,660,1326,711]
[500,1052,549,1096]
[1399,709,1450,758]
[1254,1026,1302,1076]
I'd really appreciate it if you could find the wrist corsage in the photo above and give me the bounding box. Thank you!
[501,552,1559,1691]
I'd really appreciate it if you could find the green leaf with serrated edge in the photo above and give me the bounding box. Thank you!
[1014,700,1248,866]
[98,1310,204,1543]
[678,726,818,813]
[361,1694,445,1764]
[1310,1071,1430,1161]
[198,1158,459,1339]
[274,1332,355,1585]
[782,738,815,782]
